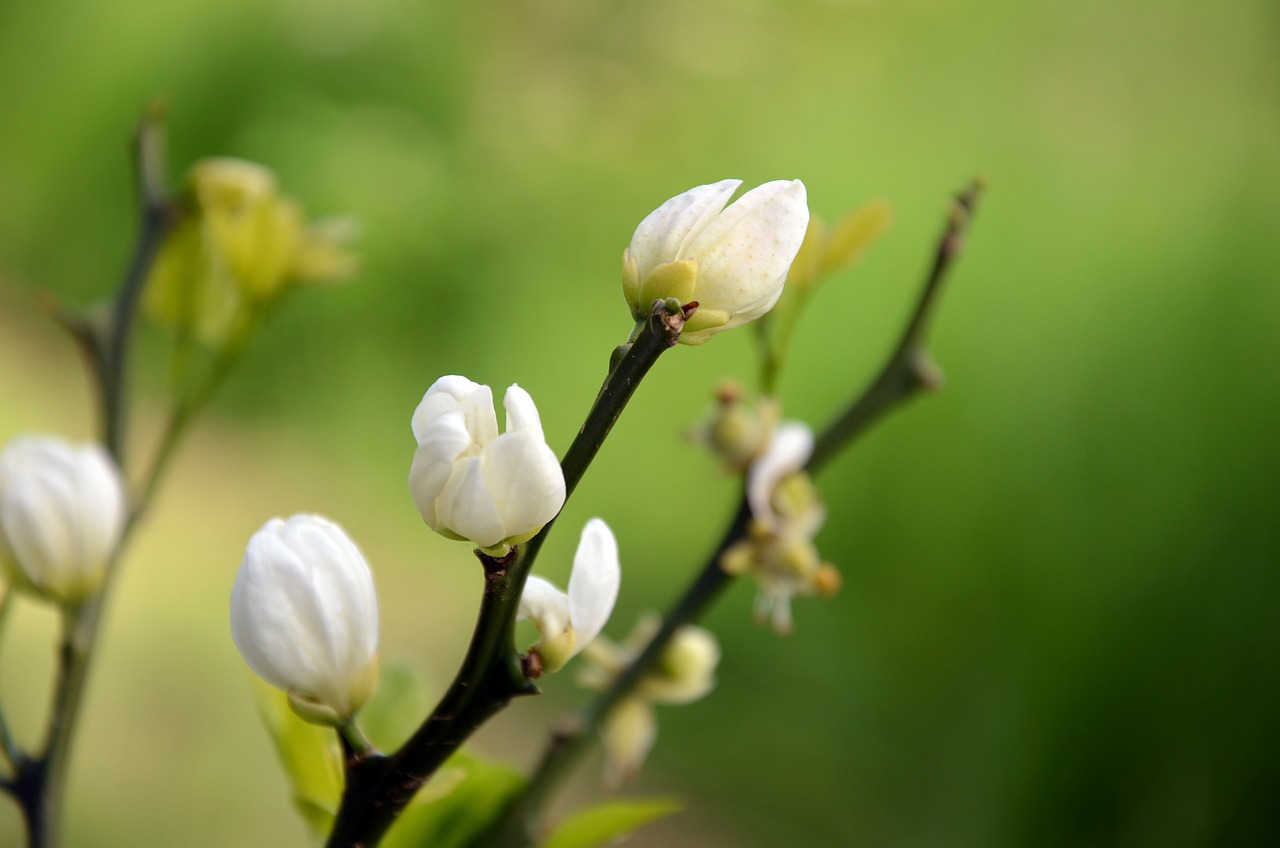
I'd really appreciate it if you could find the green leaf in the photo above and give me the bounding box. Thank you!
[539,798,683,848]
[381,751,527,848]
[249,677,343,842]
[820,198,892,278]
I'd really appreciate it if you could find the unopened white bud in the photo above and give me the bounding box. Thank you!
[230,514,379,724]
[0,436,126,605]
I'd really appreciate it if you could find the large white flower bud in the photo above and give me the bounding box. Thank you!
[230,514,380,725]
[621,179,809,344]
[519,518,621,674]
[0,435,127,605]
[409,376,566,553]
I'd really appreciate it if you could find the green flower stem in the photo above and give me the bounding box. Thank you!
[323,300,689,848]
[337,719,377,761]
[482,180,982,848]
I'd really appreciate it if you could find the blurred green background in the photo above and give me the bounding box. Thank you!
[2,0,1279,845]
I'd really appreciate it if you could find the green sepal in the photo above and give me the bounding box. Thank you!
[637,259,697,315]
[540,797,683,848]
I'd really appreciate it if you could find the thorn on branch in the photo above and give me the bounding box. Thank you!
[521,650,544,680]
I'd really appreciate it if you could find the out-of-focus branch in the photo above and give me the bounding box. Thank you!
[4,108,176,848]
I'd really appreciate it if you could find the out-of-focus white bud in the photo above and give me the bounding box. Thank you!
[518,518,620,674]
[621,179,809,345]
[642,624,720,705]
[230,514,380,725]
[0,436,126,606]
[600,697,657,789]
[409,376,566,554]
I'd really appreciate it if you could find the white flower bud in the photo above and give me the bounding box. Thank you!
[409,376,565,553]
[230,514,379,724]
[518,518,621,674]
[621,179,809,344]
[0,435,126,605]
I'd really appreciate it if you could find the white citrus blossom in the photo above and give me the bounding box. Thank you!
[410,376,565,554]
[579,616,721,786]
[230,514,380,725]
[518,518,620,674]
[0,435,126,605]
[621,179,809,345]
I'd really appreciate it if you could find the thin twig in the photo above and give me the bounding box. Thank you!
[102,103,174,465]
[481,179,983,847]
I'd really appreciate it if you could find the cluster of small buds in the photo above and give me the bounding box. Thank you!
[146,157,357,343]
[518,518,621,675]
[720,418,839,635]
[0,435,127,606]
[578,615,720,786]
[622,179,809,345]
[230,514,380,726]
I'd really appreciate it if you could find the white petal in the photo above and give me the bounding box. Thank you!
[436,455,507,548]
[502,384,545,438]
[481,431,565,543]
[567,518,620,649]
[748,421,814,531]
[627,180,741,279]
[518,574,570,637]
[687,180,809,319]
[411,375,497,446]
[408,411,474,526]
